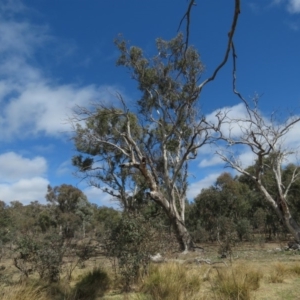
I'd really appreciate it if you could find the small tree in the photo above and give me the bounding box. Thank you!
[46,184,93,238]
[14,232,65,282]
[105,211,175,290]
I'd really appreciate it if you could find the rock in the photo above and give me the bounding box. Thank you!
[150,253,164,263]
[288,241,300,250]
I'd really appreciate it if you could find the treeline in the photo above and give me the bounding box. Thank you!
[0,185,122,283]
[1,163,300,251]
[0,184,175,285]
[1,161,299,252]
[0,185,121,246]
[0,159,299,286]
[187,163,300,244]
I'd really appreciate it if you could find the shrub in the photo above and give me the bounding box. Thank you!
[72,267,110,300]
[105,212,175,290]
[14,233,65,282]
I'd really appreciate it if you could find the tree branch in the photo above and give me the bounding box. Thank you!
[198,0,241,91]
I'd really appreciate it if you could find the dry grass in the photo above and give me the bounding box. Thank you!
[138,262,208,300]
[0,283,51,300]
[211,263,263,300]
[268,263,288,283]
[1,243,300,300]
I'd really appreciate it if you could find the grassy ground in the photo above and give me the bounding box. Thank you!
[1,242,300,299]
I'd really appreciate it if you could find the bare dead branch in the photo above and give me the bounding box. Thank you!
[198,0,241,91]
[178,0,196,51]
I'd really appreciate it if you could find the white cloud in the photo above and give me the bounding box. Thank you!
[187,173,221,200]
[206,103,251,139]
[0,152,48,204]
[238,150,256,168]
[0,177,49,204]
[199,155,223,168]
[0,0,26,16]
[0,2,126,205]
[286,21,300,30]
[83,186,119,207]
[0,8,121,140]
[204,101,300,174]
[272,0,284,5]
[284,119,300,146]
[56,160,72,176]
[0,152,47,182]
[1,83,104,139]
[271,0,300,13]
[287,0,300,13]
[248,2,261,14]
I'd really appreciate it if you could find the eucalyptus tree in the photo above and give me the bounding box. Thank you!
[46,184,92,238]
[216,99,300,244]
[72,2,241,251]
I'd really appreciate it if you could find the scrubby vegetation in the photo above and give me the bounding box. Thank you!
[1,244,300,300]
[1,169,300,299]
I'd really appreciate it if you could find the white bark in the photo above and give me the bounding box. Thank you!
[217,99,300,243]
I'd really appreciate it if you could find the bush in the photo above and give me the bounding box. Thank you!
[13,233,65,282]
[72,268,110,300]
[105,212,175,290]
[236,219,252,241]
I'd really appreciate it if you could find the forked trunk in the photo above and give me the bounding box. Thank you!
[258,184,300,244]
[149,191,195,252]
[276,204,300,243]
[159,208,194,252]
[171,216,194,252]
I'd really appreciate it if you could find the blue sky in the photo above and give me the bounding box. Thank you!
[0,0,300,206]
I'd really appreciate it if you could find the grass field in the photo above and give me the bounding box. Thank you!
[1,242,300,299]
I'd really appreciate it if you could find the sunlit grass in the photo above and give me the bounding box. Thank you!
[212,263,262,300]
[139,262,207,300]
[0,283,51,300]
[1,247,300,300]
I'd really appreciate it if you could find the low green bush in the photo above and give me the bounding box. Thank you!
[72,267,110,300]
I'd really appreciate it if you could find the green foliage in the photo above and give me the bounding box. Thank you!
[0,201,11,244]
[115,33,204,116]
[14,233,65,282]
[187,173,253,243]
[105,211,175,290]
[46,184,93,238]
[236,218,252,241]
[93,206,121,237]
[188,163,300,243]
[106,213,153,290]
[72,33,207,250]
